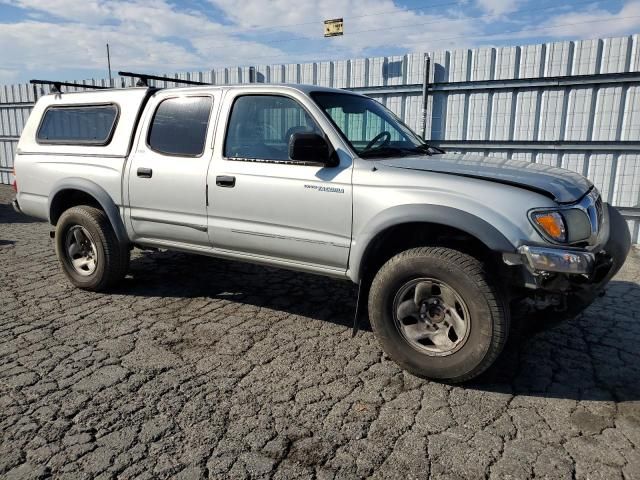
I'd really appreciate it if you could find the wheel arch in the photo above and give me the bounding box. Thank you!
[349,204,517,284]
[48,178,129,247]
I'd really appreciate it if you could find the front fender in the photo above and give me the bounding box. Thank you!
[48,178,129,246]
[348,204,516,283]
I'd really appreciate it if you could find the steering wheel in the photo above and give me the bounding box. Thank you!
[364,131,391,151]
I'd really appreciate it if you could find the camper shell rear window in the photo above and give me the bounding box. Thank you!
[36,103,119,145]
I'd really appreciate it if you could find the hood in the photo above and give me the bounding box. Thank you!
[378,152,592,204]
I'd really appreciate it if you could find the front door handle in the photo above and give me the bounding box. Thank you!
[216,175,236,187]
[137,167,153,178]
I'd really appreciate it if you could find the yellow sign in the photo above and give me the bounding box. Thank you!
[324,18,344,37]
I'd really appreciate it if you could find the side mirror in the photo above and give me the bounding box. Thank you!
[288,132,336,166]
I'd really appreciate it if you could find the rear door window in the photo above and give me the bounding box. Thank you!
[147,96,213,156]
[37,104,119,145]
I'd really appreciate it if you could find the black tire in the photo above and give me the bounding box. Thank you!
[368,247,508,383]
[55,205,130,292]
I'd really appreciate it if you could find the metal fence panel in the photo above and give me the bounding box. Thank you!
[0,34,638,241]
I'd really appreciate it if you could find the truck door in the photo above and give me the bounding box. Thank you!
[126,91,219,246]
[207,90,353,272]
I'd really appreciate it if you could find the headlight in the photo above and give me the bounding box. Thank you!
[530,210,567,243]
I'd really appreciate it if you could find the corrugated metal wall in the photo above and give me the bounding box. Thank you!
[1,34,639,241]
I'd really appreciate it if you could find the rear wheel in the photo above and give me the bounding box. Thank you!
[55,206,129,291]
[368,247,508,383]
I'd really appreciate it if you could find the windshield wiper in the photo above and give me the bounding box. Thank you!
[359,143,444,159]
[416,143,445,154]
[359,146,417,158]
[399,145,434,156]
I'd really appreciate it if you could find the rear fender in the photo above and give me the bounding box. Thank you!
[48,178,129,246]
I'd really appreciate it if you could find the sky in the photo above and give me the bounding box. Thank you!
[0,0,639,84]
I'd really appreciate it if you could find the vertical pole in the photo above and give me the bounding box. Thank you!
[421,54,431,140]
[106,44,113,88]
[249,66,256,83]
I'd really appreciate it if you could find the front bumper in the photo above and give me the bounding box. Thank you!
[518,245,595,275]
[510,203,631,292]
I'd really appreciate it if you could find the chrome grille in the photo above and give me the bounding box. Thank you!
[583,189,603,244]
[594,195,604,230]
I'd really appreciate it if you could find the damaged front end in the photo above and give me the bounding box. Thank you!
[505,202,631,316]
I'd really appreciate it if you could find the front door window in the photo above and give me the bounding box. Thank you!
[224,95,322,161]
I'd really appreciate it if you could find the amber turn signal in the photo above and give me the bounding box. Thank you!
[531,211,566,242]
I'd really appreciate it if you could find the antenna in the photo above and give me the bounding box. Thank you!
[117,71,211,87]
[29,79,109,93]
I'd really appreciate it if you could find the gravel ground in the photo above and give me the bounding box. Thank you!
[1,184,639,480]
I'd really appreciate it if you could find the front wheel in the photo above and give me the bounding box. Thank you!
[55,206,130,292]
[368,247,509,383]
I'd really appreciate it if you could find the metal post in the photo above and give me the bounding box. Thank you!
[421,54,431,140]
[106,44,113,88]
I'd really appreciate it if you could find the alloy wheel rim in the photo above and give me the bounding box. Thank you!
[65,225,98,276]
[392,277,471,356]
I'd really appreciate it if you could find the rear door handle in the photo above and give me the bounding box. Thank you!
[216,175,236,187]
[137,167,153,178]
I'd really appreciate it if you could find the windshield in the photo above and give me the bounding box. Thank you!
[312,92,439,158]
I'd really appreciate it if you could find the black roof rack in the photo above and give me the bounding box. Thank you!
[30,79,108,93]
[118,71,211,87]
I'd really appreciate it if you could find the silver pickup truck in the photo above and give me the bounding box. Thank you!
[12,82,631,382]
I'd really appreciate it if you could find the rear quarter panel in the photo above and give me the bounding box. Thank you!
[14,88,150,221]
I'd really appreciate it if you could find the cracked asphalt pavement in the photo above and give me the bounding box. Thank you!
[1,184,639,479]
